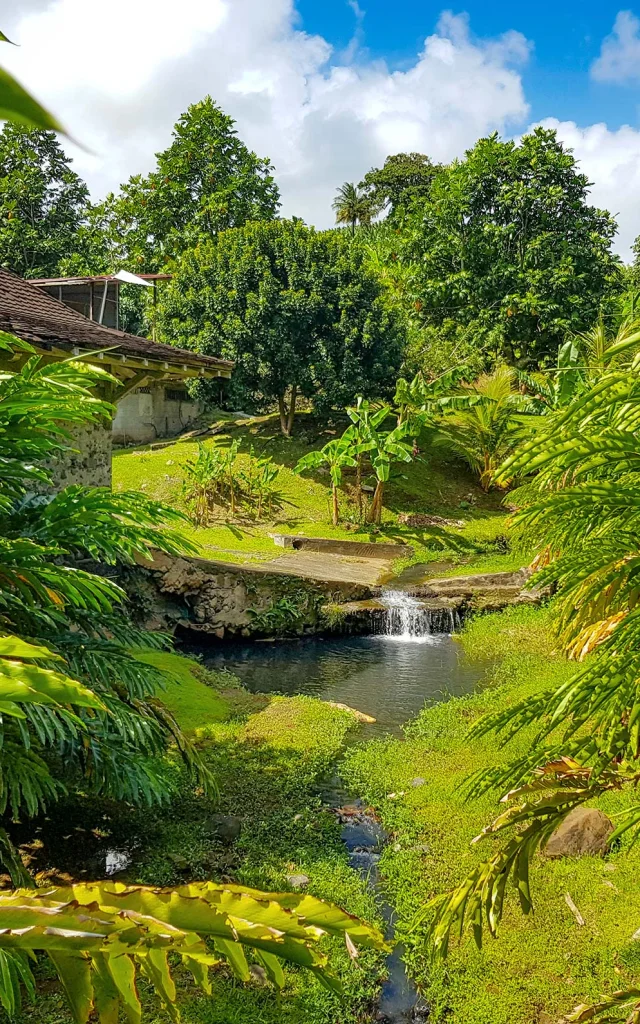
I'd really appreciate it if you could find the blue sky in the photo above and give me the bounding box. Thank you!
[298,1,639,129]
[6,1,640,255]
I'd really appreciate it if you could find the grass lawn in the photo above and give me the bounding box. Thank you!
[112,411,517,575]
[342,605,640,1024]
[14,666,386,1024]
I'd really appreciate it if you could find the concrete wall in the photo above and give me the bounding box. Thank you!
[48,421,112,490]
[113,383,202,444]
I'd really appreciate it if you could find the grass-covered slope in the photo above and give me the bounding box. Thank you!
[112,410,515,572]
[342,606,640,1024]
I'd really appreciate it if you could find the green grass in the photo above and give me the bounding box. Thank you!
[341,605,640,1024]
[13,670,386,1024]
[113,411,515,574]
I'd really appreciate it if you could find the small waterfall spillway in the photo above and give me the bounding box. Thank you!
[380,590,460,640]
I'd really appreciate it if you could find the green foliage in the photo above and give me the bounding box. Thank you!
[360,152,441,220]
[433,365,538,490]
[398,128,621,366]
[423,360,640,1022]
[182,442,281,524]
[331,182,375,233]
[158,220,405,432]
[0,337,218,855]
[93,97,280,272]
[247,596,303,636]
[0,124,89,278]
[0,879,386,1022]
[295,435,357,525]
[0,34,64,135]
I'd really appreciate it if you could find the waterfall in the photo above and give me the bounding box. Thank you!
[380,590,460,640]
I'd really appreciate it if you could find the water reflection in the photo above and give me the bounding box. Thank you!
[192,634,485,735]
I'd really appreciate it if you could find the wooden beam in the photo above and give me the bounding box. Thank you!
[115,371,151,401]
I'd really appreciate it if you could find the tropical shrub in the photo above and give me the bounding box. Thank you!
[423,357,640,1022]
[0,333,218,880]
[433,365,537,490]
[295,435,357,526]
[183,442,282,523]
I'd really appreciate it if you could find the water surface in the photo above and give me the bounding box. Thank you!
[193,632,485,735]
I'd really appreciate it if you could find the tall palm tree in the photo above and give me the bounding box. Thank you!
[332,182,375,234]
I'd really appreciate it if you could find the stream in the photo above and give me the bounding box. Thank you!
[189,591,486,1021]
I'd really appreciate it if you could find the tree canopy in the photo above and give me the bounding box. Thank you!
[157,219,405,433]
[398,128,620,367]
[0,124,89,278]
[94,97,280,273]
[360,152,441,219]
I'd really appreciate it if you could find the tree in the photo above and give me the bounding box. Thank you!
[332,182,375,234]
[158,220,405,434]
[424,361,640,1021]
[0,124,89,278]
[97,97,280,272]
[295,435,357,525]
[360,152,441,219]
[400,128,621,367]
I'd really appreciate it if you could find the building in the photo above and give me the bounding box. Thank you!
[0,267,233,488]
[30,270,170,332]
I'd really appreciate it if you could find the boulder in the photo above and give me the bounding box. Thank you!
[544,807,614,858]
[209,814,243,842]
[286,873,310,889]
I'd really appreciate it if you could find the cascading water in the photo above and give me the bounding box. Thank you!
[380,590,460,640]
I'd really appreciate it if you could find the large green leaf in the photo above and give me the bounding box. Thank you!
[0,881,387,1021]
[0,66,65,133]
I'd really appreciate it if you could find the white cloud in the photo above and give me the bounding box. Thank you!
[536,118,640,257]
[1,1,529,230]
[591,10,640,83]
[4,1,640,259]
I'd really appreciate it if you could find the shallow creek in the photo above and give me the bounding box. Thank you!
[189,593,486,1021]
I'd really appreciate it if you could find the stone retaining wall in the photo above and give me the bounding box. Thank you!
[122,552,373,639]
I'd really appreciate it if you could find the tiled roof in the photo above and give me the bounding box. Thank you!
[0,267,232,374]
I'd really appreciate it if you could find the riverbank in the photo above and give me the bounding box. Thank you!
[342,605,640,1024]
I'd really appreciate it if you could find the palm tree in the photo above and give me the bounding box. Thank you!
[332,182,375,234]
[424,356,640,1023]
[295,436,357,525]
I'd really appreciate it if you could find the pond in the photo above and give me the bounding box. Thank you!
[189,629,485,736]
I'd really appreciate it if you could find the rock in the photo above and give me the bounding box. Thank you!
[324,701,376,724]
[410,777,426,788]
[286,873,310,889]
[167,853,189,871]
[544,807,614,858]
[209,814,243,842]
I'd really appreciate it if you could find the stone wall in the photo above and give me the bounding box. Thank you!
[113,384,202,444]
[121,552,373,639]
[48,421,112,490]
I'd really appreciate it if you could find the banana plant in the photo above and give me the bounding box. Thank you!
[295,435,357,526]
[0,880,388,1021]
[345,399,390,519]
